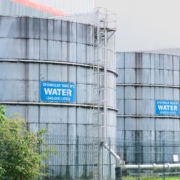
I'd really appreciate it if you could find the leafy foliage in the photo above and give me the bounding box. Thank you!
[0,106,51,180]
[0,106,5,123]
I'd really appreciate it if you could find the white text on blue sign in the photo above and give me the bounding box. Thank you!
[155,100,179,116]
[40,82,76,103]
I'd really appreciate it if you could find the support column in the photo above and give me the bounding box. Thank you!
[115,167,122,180]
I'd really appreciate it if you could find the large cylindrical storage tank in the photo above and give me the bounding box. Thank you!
[116,52,180,164]
[0,16,117,179]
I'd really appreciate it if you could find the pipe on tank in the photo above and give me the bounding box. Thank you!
[103,142,125,168]
[103,142,125,180]
[124,163,180,170]
[102,142,180,171]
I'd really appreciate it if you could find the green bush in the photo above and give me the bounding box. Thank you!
[0,106,51,180]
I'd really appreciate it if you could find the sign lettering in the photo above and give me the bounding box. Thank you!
[155,100,179,116]
[40,81,76,103]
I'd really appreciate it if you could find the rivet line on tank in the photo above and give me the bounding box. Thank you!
[116,83,180,88]
[117,115,180,119]
[0,59,118,76]
[0,102,118,112]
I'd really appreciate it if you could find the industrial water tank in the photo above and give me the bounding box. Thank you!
[116,52,180,164]
[0,15,117,178]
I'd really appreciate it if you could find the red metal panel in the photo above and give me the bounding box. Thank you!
[12,0,67,16]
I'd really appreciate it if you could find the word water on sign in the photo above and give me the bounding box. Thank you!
[40,81,76,103]
[155,100,179,116]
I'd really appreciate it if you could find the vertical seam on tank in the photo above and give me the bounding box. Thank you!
[17,17,28,122]
[66,19,70,168]
[38,18,42,133]
[172,56,176,139]
[135,53,137,139]
[46,18,49,132]
[140,53,143,162]
[38,52,41,132]
[85,25,88,137]
[46,18,49,61]
[85,24,88,168]
[75,22,78,137]
[173,55,175,143]
[171,55,173,138]
[122,52,126,163]
[60,19,62,97]
[151,54,153,144]
[25,17,30,125]
[179,55,180,135]
[135,53,137,133]
[150,53,152,140]
[154,54,157,162]
[67,21,70,137]
[75,21,78,178]
[123,53,125,142]
[140,53,142,142]
[139,53,141,135]
[154,54,156,133]
[25,17,28,103]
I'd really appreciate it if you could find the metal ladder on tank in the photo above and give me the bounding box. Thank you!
[93,9,109,180]
[93,15,101,180]
[93,8,116,180]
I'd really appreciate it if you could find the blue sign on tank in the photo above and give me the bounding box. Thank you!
[40,81,76,103]
[155,100,179,116]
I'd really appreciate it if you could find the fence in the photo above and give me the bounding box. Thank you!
[41,135,180,180]
[117,139,180,180]
[41,136,116,180]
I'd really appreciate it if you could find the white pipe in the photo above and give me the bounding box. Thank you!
[103,142,180,170]
[125,163,180,170]
[103,143,124,168]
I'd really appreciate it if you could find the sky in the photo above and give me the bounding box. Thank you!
[96,0,180,52]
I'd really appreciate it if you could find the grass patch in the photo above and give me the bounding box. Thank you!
[123,176,180,180]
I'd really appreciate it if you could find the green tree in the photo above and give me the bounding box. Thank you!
[0,106,50,180]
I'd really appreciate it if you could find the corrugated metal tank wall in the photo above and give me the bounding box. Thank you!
[116,52,180,163]
[0,16,117,178]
